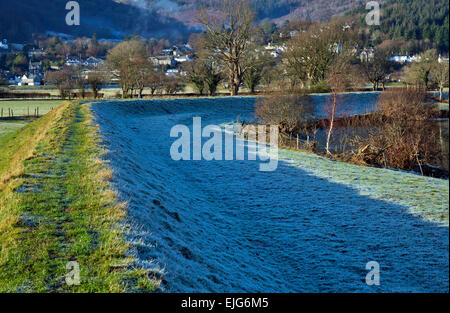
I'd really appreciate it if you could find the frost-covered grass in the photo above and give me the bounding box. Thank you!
[280,149,449,226]
[92,98,448,293]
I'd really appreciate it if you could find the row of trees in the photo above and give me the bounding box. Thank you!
[105,40,185,98]
[103,0,271,97]
[44,67,107,100]
[405,49,450,100]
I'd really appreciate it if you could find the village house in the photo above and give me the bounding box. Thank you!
[389,55,413,63]
[174,55,192,63]
[264,42,285,58]
[84,56,104,68]
[360,48,375,62]
[66,57,82,66]
[150,56,175,66]
[19,74,43,86]
[438,54,449,64]
[28,48,46,58]
[29,60,42,74]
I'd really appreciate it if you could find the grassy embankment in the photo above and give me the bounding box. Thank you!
[0,101,159,292]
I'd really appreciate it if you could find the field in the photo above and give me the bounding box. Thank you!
[0,100,64,118]
[0,100,65,140]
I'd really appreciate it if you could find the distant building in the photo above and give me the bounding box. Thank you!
[84,56,104,68]
[29,60,42,73]
[360,48,375,62]
[19,74,42,86]
[28,48,46,58]
[174,55,191,63]
[389,55,412,63]
[438,54,449,64]
[264,42,285,58]
[165,68,179,76]
[66,57,82,66]
[150,56,175,66]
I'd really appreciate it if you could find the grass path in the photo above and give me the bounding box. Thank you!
[0,102,159,292]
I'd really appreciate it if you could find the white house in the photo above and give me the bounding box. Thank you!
[174,55,192,63]
[66,58,82,66]
[389,55,413,63]
[19,74,42,86]
[438,54,449,64]
[84,56,104,67]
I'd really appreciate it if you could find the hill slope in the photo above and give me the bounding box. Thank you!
[0,0,190,42]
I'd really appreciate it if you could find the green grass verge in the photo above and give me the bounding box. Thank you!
[0,101,159,292]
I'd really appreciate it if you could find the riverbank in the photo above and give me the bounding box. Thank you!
[92,98,448,292]
[0,101,159,292]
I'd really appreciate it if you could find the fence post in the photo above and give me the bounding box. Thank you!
[296,134,299,150]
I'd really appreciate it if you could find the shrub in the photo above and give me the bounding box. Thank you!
[255,92,316,134]
[361,87,442,170]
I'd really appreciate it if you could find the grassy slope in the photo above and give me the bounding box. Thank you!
[0,102,159,292]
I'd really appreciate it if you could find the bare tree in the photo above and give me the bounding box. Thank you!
[360,50,393,90]
[45,67,75,100]
[255,92,315,135]
[185,59,208,95]
[132,55,155,98]
[74,66,87,98]
[87,71,108,99]
[203,62,222,96]
[325,54,354,154]
[198,0,255,96]
[360,87,441,170]
[284,22,354,89]
[106,40,149,98]
[146,71,165,96]
[431,61,449,101]
[405,49,437,89]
